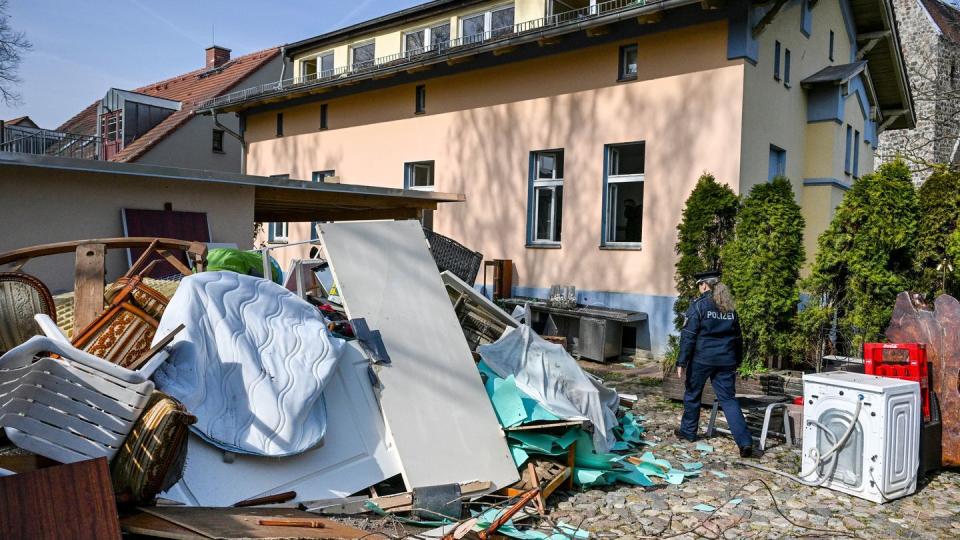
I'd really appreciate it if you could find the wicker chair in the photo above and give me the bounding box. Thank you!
[423,228,483,285]
[0,272,57,353]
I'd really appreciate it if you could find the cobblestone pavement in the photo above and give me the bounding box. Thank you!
[546,366,960,539]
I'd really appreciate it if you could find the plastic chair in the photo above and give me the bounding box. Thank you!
[0,336,154,463]
[706,395,793,450]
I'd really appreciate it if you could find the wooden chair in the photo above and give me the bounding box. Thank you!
[0,272,57,353]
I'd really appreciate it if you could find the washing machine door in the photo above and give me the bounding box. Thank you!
[816,406,864,488]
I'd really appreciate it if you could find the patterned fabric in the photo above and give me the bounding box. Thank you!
[111,391,196,505]
[54,278,180,338]
[0,273,56,353]
[74,278,169,368]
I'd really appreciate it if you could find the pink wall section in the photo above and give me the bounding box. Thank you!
[246,21,745,299]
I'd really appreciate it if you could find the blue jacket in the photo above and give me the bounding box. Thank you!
[676,292,743,368]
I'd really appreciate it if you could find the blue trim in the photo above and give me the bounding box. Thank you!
[807,86,844,123]
[769,145,786,181]
[800,0,812,37]
[839,0,857,62]
[727,0,759,63]
[600,144,610,246]
[848,74,878,146]
[803,178,851,190]
[526,152,535,245]
[512,286,677,354]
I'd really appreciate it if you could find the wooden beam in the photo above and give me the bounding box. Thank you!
[857,30,891,41]
[879,109,907,131]
[857,38,882,60]
[0,238,204,267]
[637,11,664,24]
[492,45,518,56]
[586,25,611,37]
[254,207,423,223]
[537,36,562,46]
[73,243,105,333]
[446,55,474,66]
[752,0,789,39]
[406,65,431,74]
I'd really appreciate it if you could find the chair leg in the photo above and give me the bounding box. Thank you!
[760,403,777,451]
[706,399,720,437]
[782,405,792,447]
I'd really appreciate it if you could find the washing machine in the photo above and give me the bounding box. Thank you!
[802,371,920,503]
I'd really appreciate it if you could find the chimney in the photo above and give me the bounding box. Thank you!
[206,45,231,69]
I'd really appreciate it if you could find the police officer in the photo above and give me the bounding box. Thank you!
[674,270,754,458]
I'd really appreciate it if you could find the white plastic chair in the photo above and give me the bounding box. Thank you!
[0,335,154,463]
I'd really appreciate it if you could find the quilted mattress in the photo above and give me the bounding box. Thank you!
[152,272,344,457]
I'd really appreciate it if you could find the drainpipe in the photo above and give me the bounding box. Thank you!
[212,110,246,173]
[279,46,287,87]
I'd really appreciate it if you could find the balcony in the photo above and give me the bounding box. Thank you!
[0,124,108,161]
[199,0,660,111]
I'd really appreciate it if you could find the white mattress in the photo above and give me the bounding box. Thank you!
[153,272,344,457]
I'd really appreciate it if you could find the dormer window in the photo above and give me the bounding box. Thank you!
[351,42,375,71]
[460,5,515,45]
[403,22,451,57]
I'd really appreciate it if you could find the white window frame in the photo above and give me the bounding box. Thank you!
[531,150,564,245]
[406,161,435,191]
[402,22,451,56]
[268,221,289,244]
[458,4,515,44]
[604,143,645,248]
[350,41,376,71]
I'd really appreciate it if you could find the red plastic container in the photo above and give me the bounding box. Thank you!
[863,342,931,421]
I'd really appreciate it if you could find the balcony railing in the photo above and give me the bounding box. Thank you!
[200,0,653,110]
[0,125,106,160]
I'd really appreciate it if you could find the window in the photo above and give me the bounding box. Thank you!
[829,30,835,62]
[268,222,289,243]
[853,130,861,178]
[403,22,450,56]
[312,170,335,182]
[320,103,328,129]
[318,52,334,78]
[212,129,224,153]
[769,145,786,180]
[351,42,375,70]
[844,125,853,175]
[405,161,434,190]
[415,85,426,114]
[801,0,812,37]
[619,44,638,81]
[774,41,781,81]
[604,142,645,245]
[784,48,792,86]
[460,6,515,44]
[276,113,283,137]
[530,150,564,244]
[301,57,317,82]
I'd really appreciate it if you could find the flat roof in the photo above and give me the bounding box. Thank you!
[0,152,464,222]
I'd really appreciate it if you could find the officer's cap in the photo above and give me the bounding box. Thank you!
[694,270,721,283]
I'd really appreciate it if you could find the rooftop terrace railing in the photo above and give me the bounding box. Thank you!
[0,125,105,160]
[200,0,652,110]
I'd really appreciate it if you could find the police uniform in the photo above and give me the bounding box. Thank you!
[675,287,753,450]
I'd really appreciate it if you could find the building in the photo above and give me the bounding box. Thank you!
[879,0,960,183]
[0,152,461,293]
[35,46,285,171]
[202,0,914,353]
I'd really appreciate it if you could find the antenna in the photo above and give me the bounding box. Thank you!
[211,23,215,46]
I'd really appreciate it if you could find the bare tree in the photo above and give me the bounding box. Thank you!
[0,0,30,105]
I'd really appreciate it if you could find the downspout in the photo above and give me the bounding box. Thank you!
[212,110,245,173]
[279,46,287,87]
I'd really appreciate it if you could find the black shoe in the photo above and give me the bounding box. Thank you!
[674,428,697,442]
[739,446,754,458]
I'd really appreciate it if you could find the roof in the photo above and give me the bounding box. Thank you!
[801,61,868,86]
[57,47,280,163]
[0,151,464,222]
[920,0,960,43]
[4,116,38,128]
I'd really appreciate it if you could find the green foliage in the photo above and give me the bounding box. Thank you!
[800,160,919,356]
[673,173,740,329]
[916,169,960,298]
[661,334,680,372]
[722,177,805,368]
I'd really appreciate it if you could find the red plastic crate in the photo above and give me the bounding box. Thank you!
[863,342,930,421]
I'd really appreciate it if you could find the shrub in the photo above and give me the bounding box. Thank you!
[673,173,740,330]
[916,169,960,298]
[722,177,805,368]
[800,160,919,356]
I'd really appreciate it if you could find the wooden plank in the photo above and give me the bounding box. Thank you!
[318,221,519,490]
[0,237,203,267]
[73,243,105,331]
[0,457,121,540]
[137,507,372,539]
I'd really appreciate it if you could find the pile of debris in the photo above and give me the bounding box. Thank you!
[0,221,692,539]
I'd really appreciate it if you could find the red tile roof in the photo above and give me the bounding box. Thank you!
[5,116,38,128]
[921,0,960,44]
[57,47,280,163]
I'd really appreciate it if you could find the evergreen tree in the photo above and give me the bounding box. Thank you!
[916,169,960,299]
[722,177,805,369]
[673,173,739,329]
[800,160,919,357]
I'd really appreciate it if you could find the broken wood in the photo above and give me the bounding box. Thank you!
[233,490,298,508]
[477,488,540,540]
[73,242,106,331]
[258,518,326,528]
